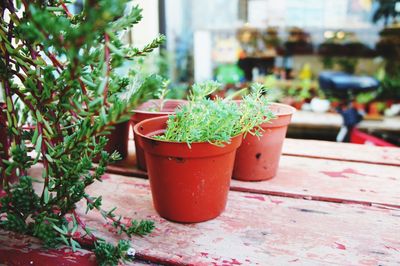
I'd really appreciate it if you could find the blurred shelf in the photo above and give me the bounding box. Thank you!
[290,111,400,132]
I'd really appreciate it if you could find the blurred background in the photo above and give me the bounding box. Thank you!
[84,0,400,145]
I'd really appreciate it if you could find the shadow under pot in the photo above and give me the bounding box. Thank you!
[131,99,187,171]
[134,116,242,223]
[233,103,295,181]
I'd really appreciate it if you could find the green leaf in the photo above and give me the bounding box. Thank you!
[35,110,43,122]
[106,42,125,57]
[45,154,54,163]
[70,239,81,252]
[43,187,49,203]
[60,235,69,246]
[6,97,13,113]
[52,224,67,235]
[32,127,39,144]
[35,134,42,154]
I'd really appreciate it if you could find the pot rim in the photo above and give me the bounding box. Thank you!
[268,102,297,117]
[232,101,296,117]
[133,115,243,146]
[132,99,188,116]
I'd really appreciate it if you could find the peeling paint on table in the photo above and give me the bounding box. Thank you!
[282,138,400,166]
[231,156,400,208]
[2,139,400,265]
[77,174,400,266]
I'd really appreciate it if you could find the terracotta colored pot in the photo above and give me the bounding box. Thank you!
[104,121,130,159]
[94,120,130,162]
[134,116,242,223]
[368,101,385,117]
[131,99,187,170]
[233,103,295,181]
[292,100,304,110]
[353,102,366,112]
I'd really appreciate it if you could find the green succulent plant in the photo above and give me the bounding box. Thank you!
[0,1,163,264]
[156,82,275,146]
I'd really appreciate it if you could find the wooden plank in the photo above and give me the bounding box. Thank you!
[104,144,400,208]
[291,111,342,130]
[79,174,400,266]
[109,139,400,177]
[291,111,400,132]
[282,138,400,166]
[232,155,400,208]
[0,230,97,266]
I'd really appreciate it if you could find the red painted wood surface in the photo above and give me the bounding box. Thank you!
[282,138,400,166]
[105,139,400,178]
[0,229,157,265]
[232,155,400,208]
[0,230,97,266]
[80,174,400,266]
[2,138,400,265]
[104,141,400,208]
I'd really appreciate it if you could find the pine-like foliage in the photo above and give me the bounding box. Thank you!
[0,1,163,264]
[158,82,275,146]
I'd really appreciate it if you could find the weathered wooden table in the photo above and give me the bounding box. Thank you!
[1,139,400,265]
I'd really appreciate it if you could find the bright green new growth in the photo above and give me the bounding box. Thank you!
[157,82,275,146]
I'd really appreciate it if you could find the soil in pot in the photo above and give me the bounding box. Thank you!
[233,103,295,181]
[131,99,187,171]
[134,116,242,223]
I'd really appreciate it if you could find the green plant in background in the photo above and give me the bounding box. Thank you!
[372,0,399,26]
[0,1,164,265]
[321,56,335,70]
[336,57,358,74]
[356,91,378,104]
[156,82,275,146]
[377,66,400,100]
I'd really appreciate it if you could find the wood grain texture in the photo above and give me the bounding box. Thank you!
[282,138,400,166]
[232,155,400,208]
[80,174,400,266]
[104,142,400,208]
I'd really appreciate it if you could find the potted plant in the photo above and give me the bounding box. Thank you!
[134,82,273,223]
[1,1,163,265]
[354,91,378,113]
[131,80,187,170]
[232,94,295,181]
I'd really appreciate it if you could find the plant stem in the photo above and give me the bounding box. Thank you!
[72,210,97,244]
[59,0,73,18]
[103,33,111,105]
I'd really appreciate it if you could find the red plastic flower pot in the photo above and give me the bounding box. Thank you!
[131,99,187,171]
[233,103,295,181]
[103,120,130,159]
[134,116,242,223]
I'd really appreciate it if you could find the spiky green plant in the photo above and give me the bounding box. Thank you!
[0,1,164,264]
[157,82,275,146]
